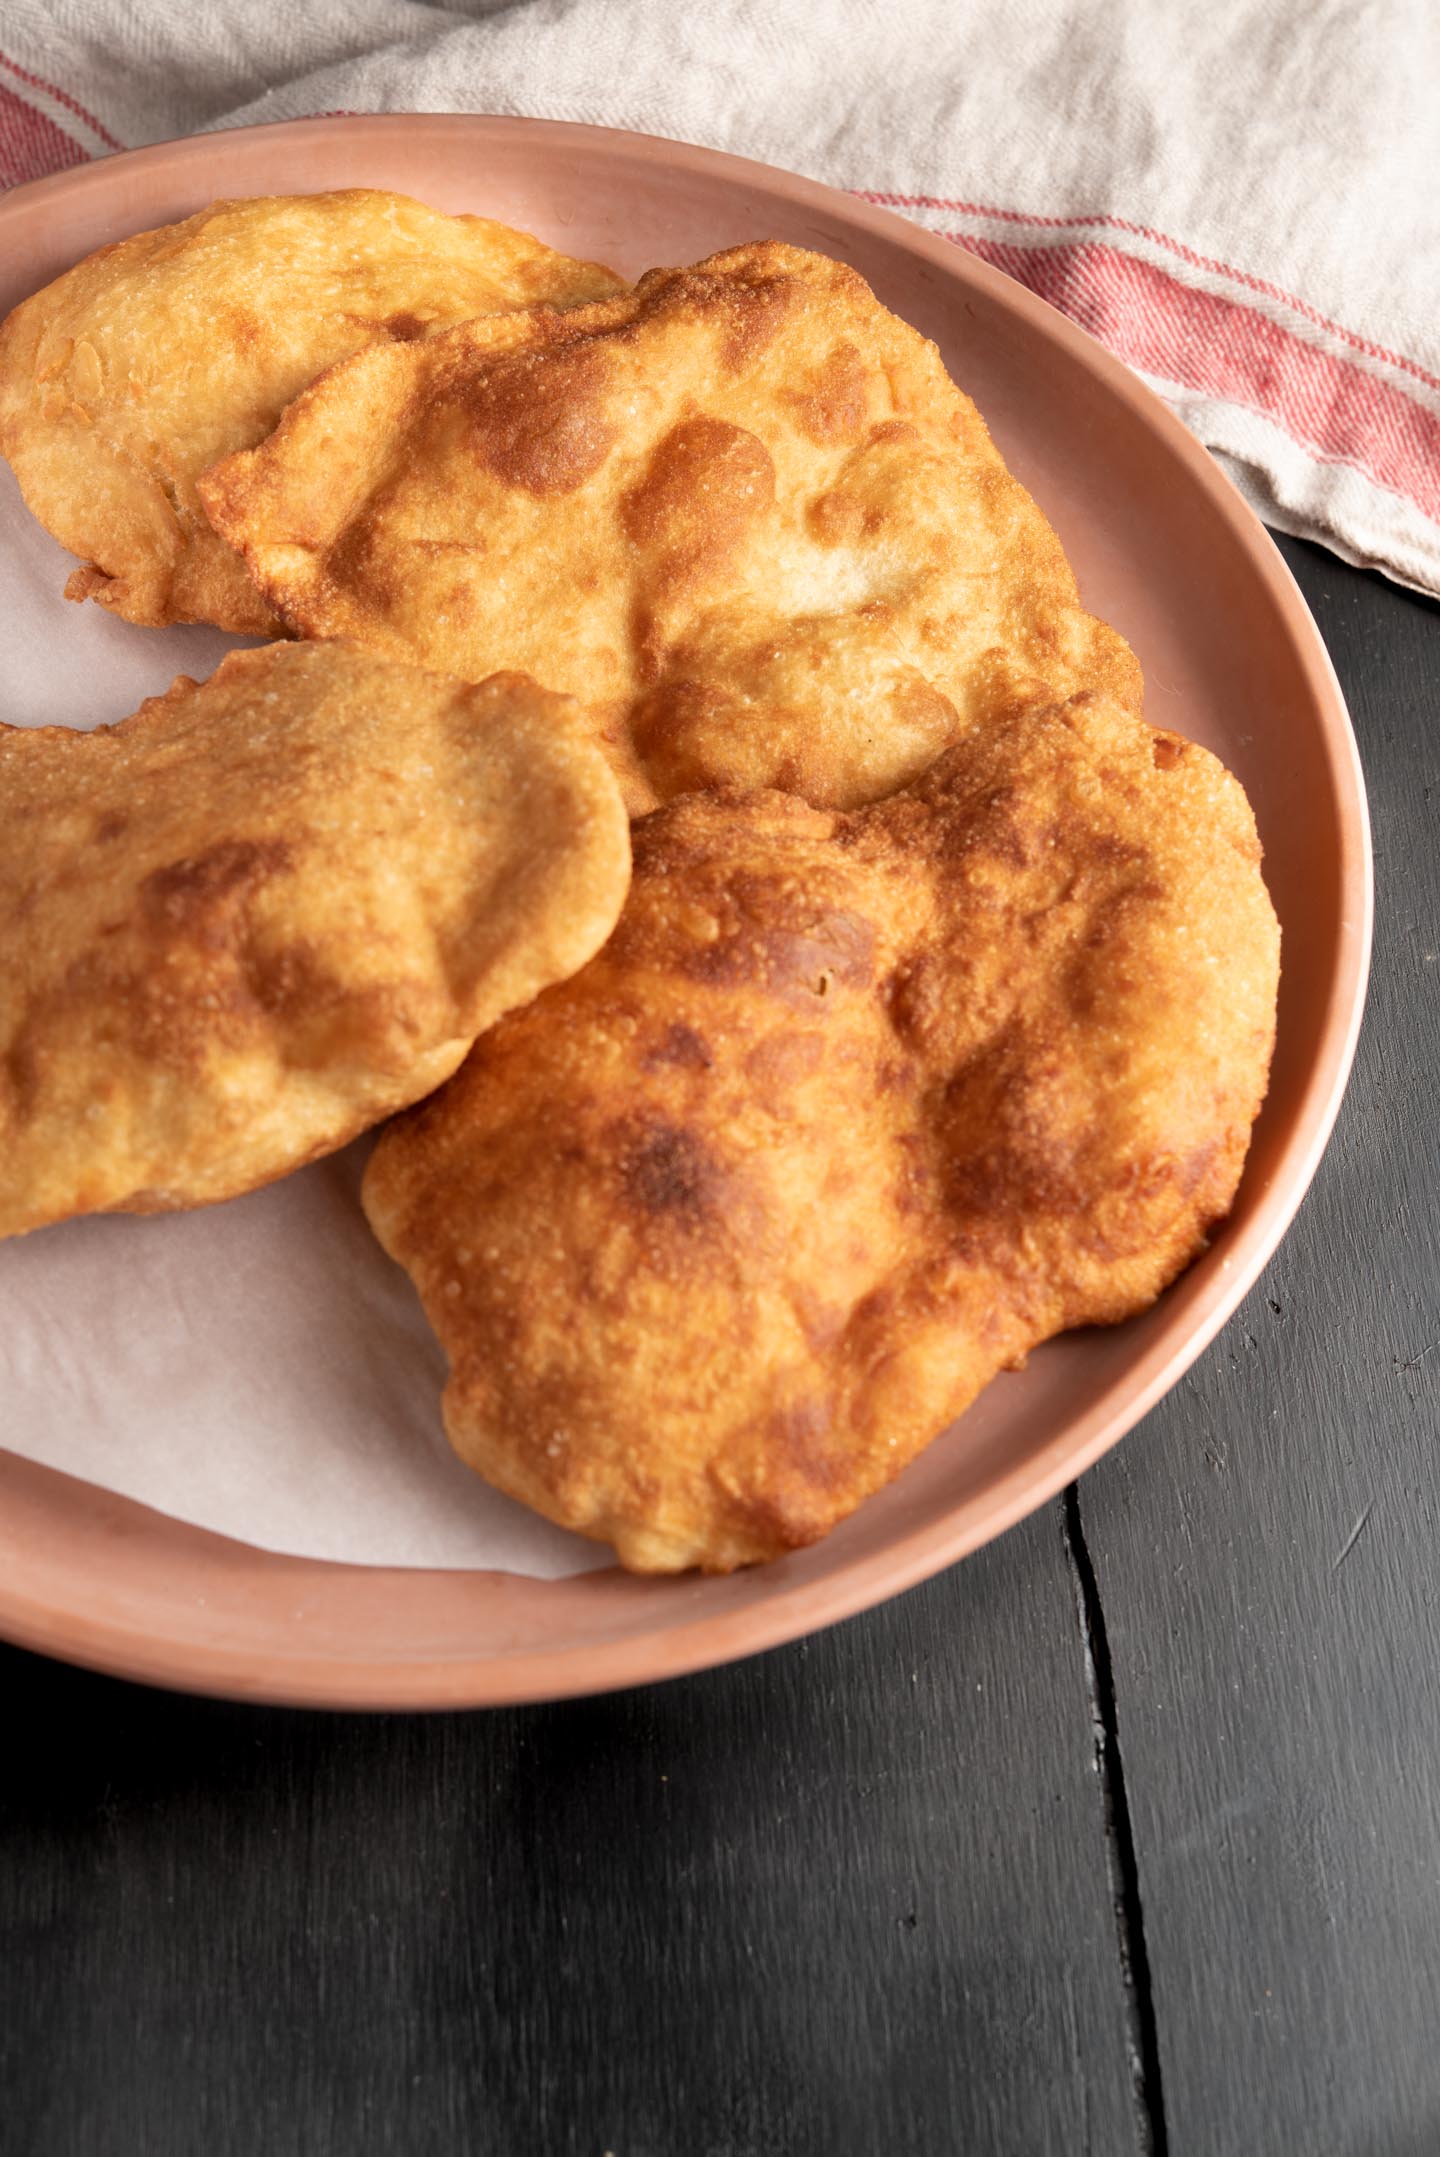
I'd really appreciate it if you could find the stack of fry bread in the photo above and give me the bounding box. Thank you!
[0,190,1279,1571]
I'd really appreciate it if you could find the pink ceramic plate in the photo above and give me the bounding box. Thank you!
[0,116,1371,1709]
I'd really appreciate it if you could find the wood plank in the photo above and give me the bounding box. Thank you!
[1079,537,1440,2155]
[0,1500,1140,2155]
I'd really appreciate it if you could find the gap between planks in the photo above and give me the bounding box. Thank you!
[1062,1482,1171,2157]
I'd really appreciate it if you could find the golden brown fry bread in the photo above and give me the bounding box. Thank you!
[364,692,1279,1572]
[0,642,629,1240]
[201,242,1142,813]
[0,190,624,633]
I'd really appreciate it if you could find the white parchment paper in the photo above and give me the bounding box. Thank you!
[0,464,605,1576]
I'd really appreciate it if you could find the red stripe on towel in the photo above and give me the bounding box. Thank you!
[942,229,1440,523]
[0,51,122,151]
[857,188,1440,398]
[0,79,91,191]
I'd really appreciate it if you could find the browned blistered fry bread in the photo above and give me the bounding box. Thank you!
[0,191,624,632]
[201,242,1142,813]
[363,692,1279,1573]
[0,642,630,1240]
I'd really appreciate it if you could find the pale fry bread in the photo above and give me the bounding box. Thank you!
[0,191,624,632]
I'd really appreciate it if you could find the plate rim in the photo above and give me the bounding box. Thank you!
[0,112,1374,1709]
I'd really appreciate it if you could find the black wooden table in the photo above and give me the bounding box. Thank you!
[2,535,1436,2157]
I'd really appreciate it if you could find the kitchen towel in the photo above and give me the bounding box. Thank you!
[2,1,1436,588]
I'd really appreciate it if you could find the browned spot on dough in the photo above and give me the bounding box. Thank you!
[783,342,870,445]
[718,277,799,370]
[940,1042,1088,1226]
[891,675,960,748]
[726,1490,833,1555]
[1173,1139,1223,1203]
[141,838,292,938]
[322,513,392,600]
[885,953,947,1050]
[1150,732,1185,770]
[806,489,866,547]
[848,1284,895,1336]
[629,677,736,779]
[466,344,617,495]
[767,1396,839,1487]
[744,1029,825,1091]
[244,938,341,1020]
[793,1293,847,1356]
[618,1118,722,1227]
[3,1039,40,1121]
[641,1021,714,1071]
[934,784,1033,873]
[683,888,876,1004]
[874,1055,912,1094]
[621,420,774,680]
[1087,831,1154,874]
[947,1139,1077,1225]
[717,1399,847,1551]
[248,946,430,1075]
[384,311,428,342]
[620,416,774,553]
[95,812,128,843]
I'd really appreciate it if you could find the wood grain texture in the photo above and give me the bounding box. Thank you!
[0,1503,1139,2157]
[1079,536,1440,2157]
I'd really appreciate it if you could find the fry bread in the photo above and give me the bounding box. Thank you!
[0,191,623,632]
[364,692,1278,1571]
[202,242,1142,812]
[0,642,630,1239]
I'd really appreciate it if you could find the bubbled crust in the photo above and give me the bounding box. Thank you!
[202,242,1143,813]
[0,642,630,1239]
[362,692,1279,1572]
[0,191,624,633]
